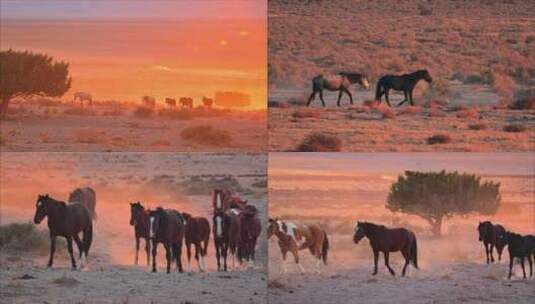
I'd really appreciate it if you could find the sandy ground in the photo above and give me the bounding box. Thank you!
[268,86,534,152]
[0,102,266,152]
[0,153,268,304]
[267,153,535,304]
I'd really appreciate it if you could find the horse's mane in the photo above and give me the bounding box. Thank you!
[41,195,66,207]
[362,221,386,231]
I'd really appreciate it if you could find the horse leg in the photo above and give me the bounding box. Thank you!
[372,249,379,275]
[135,237,140,265]
[47,235,56,268]
[336,90,343,107]
[401,248,410,277]
[145,239,151,266]
[176,241,183,273]
[73,234,84,268]
[528,255,533,278]
[490,243,495,263]
[151,241,158,272]
[484,242,490,264]
[409,89,414,106]
[66,237,77,270]
[385,90,392,107]
[186,241,192,272]
[343,87,354,105]
[307,91,317,107]
[164,244,171,274]
[215,241,221,271]
[508,253,513,279]
[293,249,305,274]
[222,243,228,272]
[280,249,288,274]
[384,252,395,276]
[398,91,408,106]
[520,257,526,279]
[319,90,326,108]
[195,243,203,272]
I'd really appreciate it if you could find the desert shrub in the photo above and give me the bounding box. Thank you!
[447,104,468,112]
[427,134,452,144]
[297,133,342,152]
[133,106,154,118]
[0,222,48,254]
[180,125,232,146]
[378,106,396,119]
[74,129,105,144]
[158,108,193,120]
[468,123,487,130]
[292,108,320,119]
[503,124,526,133]
[398,106,422,115]
[424,99,448,109]
[63,107,97,116]
[490,73,515,99]
[456,108,479,119]
[508,89,535,110]
[364,100,381,108]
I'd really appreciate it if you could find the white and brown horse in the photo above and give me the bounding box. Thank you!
[307,72,370,107]
[268,218,329,274]
[183,212,210,272]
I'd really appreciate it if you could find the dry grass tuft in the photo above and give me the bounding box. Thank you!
[398,106,422,115]
[378,106,396,119]
[292,108,321,119]
[427,134,452,145]
[180,125,232,146]
[297,132,342,152]
[364,100,381,108]
[503,124,526,133]
[456,108,479,119]
[468,123,487,131]
[0,222,48,254]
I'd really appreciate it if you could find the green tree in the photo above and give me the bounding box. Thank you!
[0,49,71,119]
[387,170,501,236]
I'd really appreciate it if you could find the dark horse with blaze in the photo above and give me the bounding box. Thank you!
[353,221,418,276]
[34,194,94,269]
[477,221,506,264]
[148,207,185,273]
[129,202,151,266]
[375,69,432,106]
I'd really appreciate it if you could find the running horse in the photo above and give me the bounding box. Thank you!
[182,212,210,272]
[212,189,248,213]
[375,69,433,106]
[129,202,151,266]
[73,92,93,107]
[267,218,329,274]
[148,207,185,273]
[213,208,242,271]
[477,221,506,264]
[307,72,370,107]
[497,231,535,279]
[33,194,94,269]
[353,221,418,276]
[239,205,261,267]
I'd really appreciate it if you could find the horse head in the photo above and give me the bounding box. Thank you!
[353,221,367,244]
[420,70,433,83]
[477,221,491,242]
[130,201,144,226]
[34,194,50,224]
[182,212,192,225]
[267,218,280,239]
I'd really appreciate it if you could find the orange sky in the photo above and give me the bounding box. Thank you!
[1,18,266,108]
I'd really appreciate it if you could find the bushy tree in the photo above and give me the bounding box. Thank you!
[387,170,501,236]
[0,49,71,119]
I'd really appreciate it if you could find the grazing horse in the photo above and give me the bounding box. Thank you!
[148,207,185,273]
[129,202,151,266]
[477,221,506,264]
[73,92,93,107]
[497,231,535,279]
[213,209,242,271]
[353,221,418,277]
[307,72,370,107]
[375,69,433,106]
[267,218,329,274]
[69,187,97,220]
[33,194,93,269]
[182,212,210,272]
[179,97,193,109]
[212,189,248,213]
[238,205,261,267]
[202,97,214,108]
[142,96,156,108]
[165,98,176,107]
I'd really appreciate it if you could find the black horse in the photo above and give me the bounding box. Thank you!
[375,70,433,106]
[353,221,418,277]
[148,207,185,273]
[477,221,506,264]
[129,202,151,266]
[497,231,535,279]
[33,194,93,269]
[307,72,370,107]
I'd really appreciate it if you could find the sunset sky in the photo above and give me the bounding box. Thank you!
[0,1,267,108]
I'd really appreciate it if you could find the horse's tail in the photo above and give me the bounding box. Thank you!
[411,236,418,269]
[375,81,382,101]
[203,221,210,257]
[322,232,329,265]
[83,222,93,257]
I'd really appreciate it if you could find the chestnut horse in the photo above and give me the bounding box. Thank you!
[129,202,151,266]
[268,218,329,274]
[239,205,261,267]
[478,221,506,264]
[33,194,93,269]
[69,187,97,220]
[179,97,193,109]
[213,209,242,271]
[353,221,418,277]
[149,207,185,273]
[307,72,370,107]
[182,212,210,272]
[212,189,248,213]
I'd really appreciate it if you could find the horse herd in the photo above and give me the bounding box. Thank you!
[72,92,214,109]
[306,69,433,107]
[33,187,261,274]
[268,219,535,279]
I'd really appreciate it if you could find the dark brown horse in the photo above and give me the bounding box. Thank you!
[179,97,193,109]
[353,221,418,277]
[212,189,247,213]
[238,205,261,267]
[375,69,433,106]
[497,231,535,279]
[33,194,93,269]
[148,207,185,273]
[68,187,97,220]
[307,72,370,107]
[129,202,151,266]
[183,212,210,272]
[477,221,506,264]
[213,209,242,271]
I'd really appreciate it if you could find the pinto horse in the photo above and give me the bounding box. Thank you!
[182,212,210,272]
[148,207,185,273]
[307,72,370,107]
[497,231,535,279]
[213,209,242,271]
[33,194,93,269]
[477,221,506,264]
[238,205,261,267]
[268,218,329,274]
[69,187,97,220]
[129,202,151,266]
[375,69,433,106]
[212,189,248,213]
[353,221,418,277]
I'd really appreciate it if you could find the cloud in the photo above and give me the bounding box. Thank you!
[153,65,171,72]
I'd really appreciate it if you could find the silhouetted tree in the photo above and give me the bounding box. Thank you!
[0,49,71,119]
[387,170,500,236]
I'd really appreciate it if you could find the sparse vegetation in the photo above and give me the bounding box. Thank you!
[158,108,193,120]
[377,106,396,119]
[468,123,487,131]
[297,132,342,152]
[292,108,321,119]
[427,134,452,145]
[503,124,526,133]
[178,175,244,195]
[180,125,232,146]
[0,222,48,254]
[133,106,154,118]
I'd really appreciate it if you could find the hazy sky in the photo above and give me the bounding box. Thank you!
[0,0,265,20]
